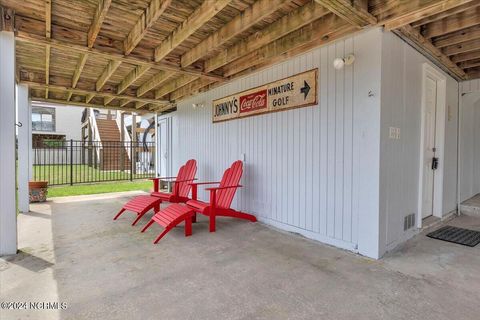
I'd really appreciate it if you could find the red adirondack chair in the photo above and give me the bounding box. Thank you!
[141,161,256,243]
[113,159,197,226]
[188,160,256,232]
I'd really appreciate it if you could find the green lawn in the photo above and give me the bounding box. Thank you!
[47,180,153,198]
[33,164,154,185]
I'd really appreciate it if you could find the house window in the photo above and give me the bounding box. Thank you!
[32,107,55,132]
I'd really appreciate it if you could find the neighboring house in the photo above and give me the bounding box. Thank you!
[32,102,83,148]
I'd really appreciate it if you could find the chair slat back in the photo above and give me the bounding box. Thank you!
[175,159,197,198]
[217,161,243,208]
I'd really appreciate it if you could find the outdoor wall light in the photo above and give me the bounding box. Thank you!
[192,103,205,109]
[333,54,355,70]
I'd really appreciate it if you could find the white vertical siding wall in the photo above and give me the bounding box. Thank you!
[459,92,480,202]
[165,29,384,258]
[379,32,459,254]
[459,80,480,202]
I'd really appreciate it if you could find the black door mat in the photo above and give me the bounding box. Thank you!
[427,226,480,247]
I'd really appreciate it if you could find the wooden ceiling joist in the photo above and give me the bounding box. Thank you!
[459,58,480,69]
[433,25,480,48]
[411,1,480,28]
[45,44,50,99]
[136,70,175,97]
[180,0,292,68]
[422,6,480,39]
[15,33,225,82]
[33,97,143,113]
[72,53,88,89]
[443,38,480,56]
[396,25,467,80]
[154,0,233,62]
[86,93,95,104]
[96,60,121,91]
[21,81,169,106]
[87,0,112,48]
[205,1,330,73]
[224,14,350,77]
[104,96,115,105]
[124,0,172,55]
[451,50,480,63]
[314,0,376,28]
[117,65,150,94]
[155,75,197,99]
[45,0,51,38]
[44,0,51,99]
[383,0,476,30]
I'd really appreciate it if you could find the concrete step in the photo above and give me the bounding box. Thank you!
[460,194,480,217]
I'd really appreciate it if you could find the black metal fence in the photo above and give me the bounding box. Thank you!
[33,140,156,186]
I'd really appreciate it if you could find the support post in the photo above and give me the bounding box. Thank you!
[0,30,17,255]
[132,113,137,175]
[17,84,31,213]
[70,139,73,185]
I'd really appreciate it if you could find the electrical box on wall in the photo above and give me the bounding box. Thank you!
[389,127,400,140]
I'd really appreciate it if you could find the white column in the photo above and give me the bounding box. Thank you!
[155,113,159,177]
[0,31,17,255]
[17,84,31,213]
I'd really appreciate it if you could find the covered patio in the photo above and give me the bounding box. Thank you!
[2,191,480,319]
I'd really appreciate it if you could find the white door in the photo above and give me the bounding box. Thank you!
[157,117,171,177]
[422,75,438,218]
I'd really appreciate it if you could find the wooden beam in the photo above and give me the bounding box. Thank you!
[383,0,475,30]
[451,49,480,63]
[33,97,143,113]
[87,0,112,48]
[233,25,357,80]
[72,53,88,88]
[433,25,480,48]
[180,0,292,68]
[44,0,51,99]
[45,0,51,38]
[45,45,50,98]
[443,38,480,56]
[86,93,95,103]
[15,33,226,82]
[96,60,121,91]
[459,58,480,69]
[466,68,480,79]
[170,78,215,101]
[135,101,148,109]
[136,70,175,97]
[21,81,170,105]
[396,25,466,79]
[117,65,150,94]
[411,1,480,28]
[124,0,171,55]
[119,99,130,107]
[154,0,232,62]
[205,1,329,73]
[313,0,376,28]
[422,6,480,38]
[0,7,15,32]
[104,96,115,105]
[155,75,197,99]
[223,14,350,77]
[67,53,88,101]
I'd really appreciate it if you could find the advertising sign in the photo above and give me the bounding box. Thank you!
[212,69,318,123]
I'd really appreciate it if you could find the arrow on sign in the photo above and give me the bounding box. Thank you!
[300,81,310,99]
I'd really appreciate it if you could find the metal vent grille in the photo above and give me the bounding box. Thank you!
[404,213,416,231]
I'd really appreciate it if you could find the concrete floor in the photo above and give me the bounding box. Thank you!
[1,192,480,320]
